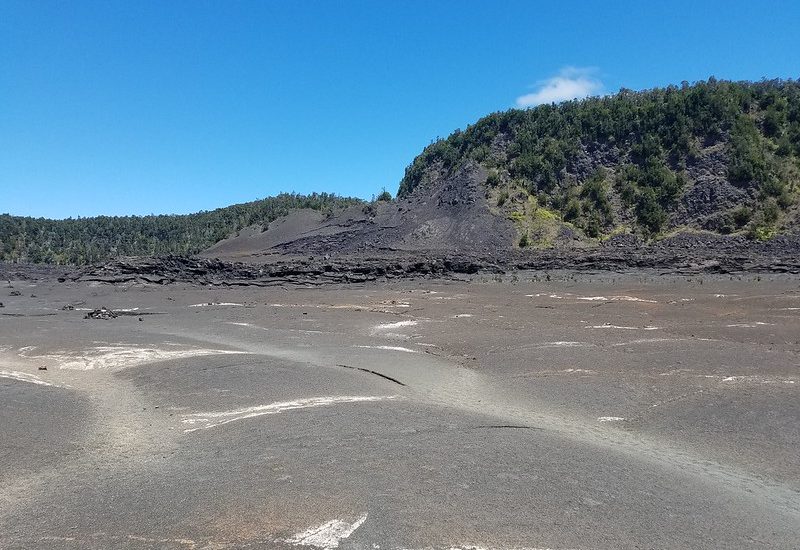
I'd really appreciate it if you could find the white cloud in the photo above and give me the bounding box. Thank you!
[516,67,603,107]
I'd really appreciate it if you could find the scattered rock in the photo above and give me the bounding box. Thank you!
[38,366,47,371]
[61,304,75,311]
[84,307,118,320]
[9,290,21,296]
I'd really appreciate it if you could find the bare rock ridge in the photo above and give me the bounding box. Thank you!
[62,232,800,287]
[204,162,515,261]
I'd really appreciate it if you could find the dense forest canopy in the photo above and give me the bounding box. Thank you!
[399,78,800,241]
[0,193,362,264]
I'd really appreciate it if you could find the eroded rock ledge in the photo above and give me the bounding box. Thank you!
[2,233,776,286]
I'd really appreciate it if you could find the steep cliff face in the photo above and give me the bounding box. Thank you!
[398,79,800,246]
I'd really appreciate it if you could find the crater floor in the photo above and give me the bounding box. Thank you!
[1,273,799,549]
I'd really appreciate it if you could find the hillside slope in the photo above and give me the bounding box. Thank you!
[4,79,800,266]
[400,78,800,246]
[202,162,514,261]
[201,79,800,262]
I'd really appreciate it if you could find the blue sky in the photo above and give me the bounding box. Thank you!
[2,1,799,219]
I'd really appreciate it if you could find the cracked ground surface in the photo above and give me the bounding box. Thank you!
[1,273,799,549]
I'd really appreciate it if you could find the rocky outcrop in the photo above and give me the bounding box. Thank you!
[60,232,800,287]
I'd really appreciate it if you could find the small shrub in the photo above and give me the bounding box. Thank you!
[763,106,785,137]
[564,198,581,221]
[497,190,508,206]
[748,224,777,241]
[584,214,601,238]
[636,188,667,234]
[731,206,752,228]
[533,207,559,222]
[762,198,780,225]
[747,199,780,241]
[518,233,530,247]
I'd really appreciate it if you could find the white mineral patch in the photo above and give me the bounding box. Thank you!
[725,322,775,328]
[0,370,55,387]
[534,368,597,375]
[371,320,417,331]
[597,416,626,422]
[431,294,467,301]
[452,314,473,318]
[183,396,398,433]
[20,345,244,371]
[611,295,657,303]
[355,345,418,353]
[587,325,661,330]
[612,338,685,346]
[188,302,243,307]
[721,375,795,384]
[369,320,418,339]
[535,341,591,348]
[286,513,368,549]
[528,293,656,303]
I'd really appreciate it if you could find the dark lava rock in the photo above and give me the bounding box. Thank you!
[9,290,21,296]
[84,307,118,320]
[602,233,643,248]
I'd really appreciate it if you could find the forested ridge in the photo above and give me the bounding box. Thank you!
[400,78,800,244]
[5,78,800,264]
[1,193,361,264]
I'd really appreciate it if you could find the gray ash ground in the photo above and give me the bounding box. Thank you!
[1,268,799,549]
